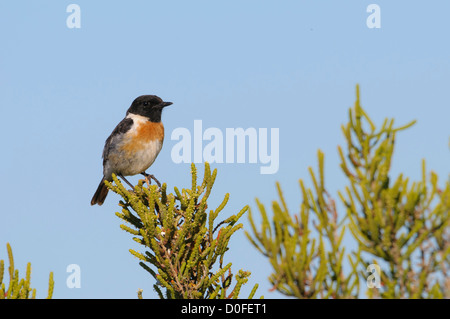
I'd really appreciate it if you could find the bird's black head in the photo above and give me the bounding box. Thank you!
[127,95,173,122]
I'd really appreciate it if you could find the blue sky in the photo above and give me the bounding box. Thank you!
[0,1,449,298]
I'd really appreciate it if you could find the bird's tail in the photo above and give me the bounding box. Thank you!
[91,177,109,206]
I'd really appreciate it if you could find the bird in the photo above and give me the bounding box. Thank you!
[91,95,172,206]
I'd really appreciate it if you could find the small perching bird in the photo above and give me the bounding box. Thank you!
[91,95,172,206]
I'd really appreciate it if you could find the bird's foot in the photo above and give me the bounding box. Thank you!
[141,172,162,190]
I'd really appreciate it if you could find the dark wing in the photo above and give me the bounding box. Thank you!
[102,117,133,165]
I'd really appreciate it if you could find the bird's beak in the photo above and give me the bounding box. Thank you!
[160,101,173,108]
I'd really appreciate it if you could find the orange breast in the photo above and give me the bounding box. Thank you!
[122,121,164,153]
[137,121,164,143]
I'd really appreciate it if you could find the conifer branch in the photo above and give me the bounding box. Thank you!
[246,85,449,298]
[0,243,54,299]
[108,162,260,299]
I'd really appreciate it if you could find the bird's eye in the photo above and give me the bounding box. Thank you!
[143,101,148,106]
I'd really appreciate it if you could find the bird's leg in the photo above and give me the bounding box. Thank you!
[142,173,151,187]
[118,174,135,189]
[150,175,162,188]
[141,172,161,188]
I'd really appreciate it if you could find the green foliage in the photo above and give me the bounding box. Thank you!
[246,152,360,298]
[246,85,450,298]
[339,85,450,298]
[107,162,260,299]
[0,243,54,299]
